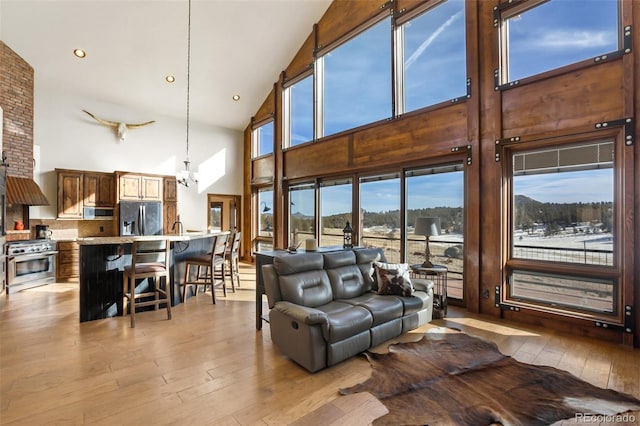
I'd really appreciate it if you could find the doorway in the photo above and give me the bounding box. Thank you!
[207,194,241,234]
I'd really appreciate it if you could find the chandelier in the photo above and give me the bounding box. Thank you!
[178,0,198,187]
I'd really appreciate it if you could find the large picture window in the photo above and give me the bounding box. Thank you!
[396,0,467,113]
[257,188,274,252]
[289,182,316,248]
[319,16,392,137]
[507,140,616,314]
[500,0,618,83]
[406,164,464,299]
[360,173,400,262]
[319,178,352,247]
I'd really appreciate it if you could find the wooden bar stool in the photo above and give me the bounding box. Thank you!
[181,233,229,304]
[123,239,172,328]
[225,231,241,292]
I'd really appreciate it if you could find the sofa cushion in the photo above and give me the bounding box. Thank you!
[324,252,371,299]
[273,252,324,275]
[323,251,357,269]
[374,262,414,297]
[279,270,334,308]
[393,290,430,315]
[273,253,334,308]
[327,265,369,299]
[317,301,373,343]
[340,293,404,326]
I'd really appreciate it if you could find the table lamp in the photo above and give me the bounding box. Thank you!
[414,217,441,268]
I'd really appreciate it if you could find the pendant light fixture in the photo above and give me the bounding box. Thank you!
[178,0,198,187]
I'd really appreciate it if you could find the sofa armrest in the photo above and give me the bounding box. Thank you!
[413,278,434,293]
[273,301,329,326]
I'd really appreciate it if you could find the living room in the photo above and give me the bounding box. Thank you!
[1,0,639,424]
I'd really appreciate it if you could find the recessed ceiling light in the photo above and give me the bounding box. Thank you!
[232,95,240,101]
[73,48,86,58]
[165,75,176,83]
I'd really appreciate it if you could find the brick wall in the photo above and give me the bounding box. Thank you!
[0,41,34,179]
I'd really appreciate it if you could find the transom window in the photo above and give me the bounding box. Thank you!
[283,73,314,148]
[317,16,392,137]
[253,121,274,158]
[499,0,619,83]
[396,0,467,113]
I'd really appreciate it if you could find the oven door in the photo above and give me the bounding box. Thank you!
[7,251,57,293]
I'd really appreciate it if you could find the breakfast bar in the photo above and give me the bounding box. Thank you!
[77,231,228,322]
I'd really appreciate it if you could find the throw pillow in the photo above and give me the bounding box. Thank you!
[374,262,414,297]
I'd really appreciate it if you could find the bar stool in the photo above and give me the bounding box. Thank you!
[181,232,229,304]
[225,231,241,292]
[123,239,172,328]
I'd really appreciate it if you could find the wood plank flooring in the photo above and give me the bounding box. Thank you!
[1,263,638,425]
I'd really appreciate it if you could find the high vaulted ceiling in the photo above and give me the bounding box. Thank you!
[0,0,331,131]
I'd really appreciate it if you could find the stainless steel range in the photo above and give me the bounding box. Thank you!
[6,239,57,294]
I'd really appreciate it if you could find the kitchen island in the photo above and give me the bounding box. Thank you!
[77,231,228,322]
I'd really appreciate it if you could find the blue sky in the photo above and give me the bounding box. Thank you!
[515,169,613,204]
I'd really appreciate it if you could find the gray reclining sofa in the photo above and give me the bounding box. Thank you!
[262,248,434,372]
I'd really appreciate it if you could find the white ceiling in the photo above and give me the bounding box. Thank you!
[0,0,331,131]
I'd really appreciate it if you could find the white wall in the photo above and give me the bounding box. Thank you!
[31,85,244,232]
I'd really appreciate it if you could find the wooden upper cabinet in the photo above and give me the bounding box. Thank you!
[141,176,162,201]
[117,173,163,201]
[163,177,178,202]
[57,170,83,219]
[84,172,115,207]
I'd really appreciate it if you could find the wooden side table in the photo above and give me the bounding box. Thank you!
[410,264,448,318]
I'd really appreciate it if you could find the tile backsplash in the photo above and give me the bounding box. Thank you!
[29,219,115,240]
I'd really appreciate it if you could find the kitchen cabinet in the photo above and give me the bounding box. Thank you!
[57,241,79,281]
[164,177,178,202]
[164,202,178,235]
[118,173,163,201]
[163,177,179,235]
[57,170,84,219]
[84,172,115,207]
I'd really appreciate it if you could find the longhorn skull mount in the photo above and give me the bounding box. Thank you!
[82,110,155,142]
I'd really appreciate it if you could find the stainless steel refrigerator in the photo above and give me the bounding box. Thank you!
[119,201,163,236]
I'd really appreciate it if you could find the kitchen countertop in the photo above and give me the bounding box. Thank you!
[76,231,228,245]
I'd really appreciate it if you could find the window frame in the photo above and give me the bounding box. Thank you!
[315,11,393,139]
[318,176,354,248]
[496,0,623,89]
[287,180,317,248]
[502,129,629,323]
[394,0,469,115]
[255,187,274,253]
[252,119,274,158]
[282,70,315,149]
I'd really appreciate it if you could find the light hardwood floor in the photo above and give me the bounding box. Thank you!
[1,263,638,425]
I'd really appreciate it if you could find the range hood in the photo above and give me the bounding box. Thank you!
[6,176,50,206]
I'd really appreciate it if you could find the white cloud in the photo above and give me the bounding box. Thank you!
[531,30,614,49]
[405,9,463,70]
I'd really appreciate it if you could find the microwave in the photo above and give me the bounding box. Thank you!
[83,207,114,220]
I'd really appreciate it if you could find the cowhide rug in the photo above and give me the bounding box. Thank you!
[340,332,640,425]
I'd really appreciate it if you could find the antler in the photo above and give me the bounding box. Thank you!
[82,110,155,129]
[82,110,119,127]
[126,120,156,129]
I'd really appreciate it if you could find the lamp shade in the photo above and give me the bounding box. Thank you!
[414,217,441,237]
